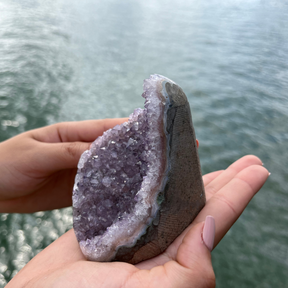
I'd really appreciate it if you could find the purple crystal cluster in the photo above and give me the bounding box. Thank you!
[73,75,169,261]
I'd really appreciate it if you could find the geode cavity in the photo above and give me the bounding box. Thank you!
[73,74,205,264]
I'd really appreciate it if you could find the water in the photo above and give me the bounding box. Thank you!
[0,0,288,286]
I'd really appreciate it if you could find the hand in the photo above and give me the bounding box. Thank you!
[7,156,269,288]
[0,118,127,213]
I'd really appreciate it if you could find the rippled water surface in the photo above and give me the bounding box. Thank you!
[0,0,288,286]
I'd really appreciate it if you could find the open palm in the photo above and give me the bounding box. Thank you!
[7,155,268,288]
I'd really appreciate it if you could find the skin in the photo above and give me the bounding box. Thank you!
[0,118,128,213]
[0,118,269,287]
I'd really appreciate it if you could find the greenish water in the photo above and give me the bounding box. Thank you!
[0,0,288,286]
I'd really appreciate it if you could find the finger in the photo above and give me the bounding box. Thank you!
[135,170,222,270]
[205,155,263,199]
[38,142,91,171]
[163,164,269,262]
[31,118,129,143]
[162,217,215,288]
[201,165,269,247]
[137,161,257,269]
[0,169,76,212]
[177,216,215,267]
[203,170,224,187]
[136,217,215,271]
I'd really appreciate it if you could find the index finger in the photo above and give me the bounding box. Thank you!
[30,118,129,143]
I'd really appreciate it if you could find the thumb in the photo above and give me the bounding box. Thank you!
[176,216,215,279]
[39,141,91,171]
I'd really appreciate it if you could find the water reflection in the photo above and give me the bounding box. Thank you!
[0,0,75,141]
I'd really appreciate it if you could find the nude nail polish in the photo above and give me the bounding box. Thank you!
[203,215,215,252]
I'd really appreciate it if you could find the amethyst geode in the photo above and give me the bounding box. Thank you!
[73,74,205,264]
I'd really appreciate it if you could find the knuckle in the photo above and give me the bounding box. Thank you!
[63,142,78,159]
[213,193,238,216]
[206,183,218,196]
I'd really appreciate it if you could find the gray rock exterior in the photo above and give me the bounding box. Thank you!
[112,79,205,264]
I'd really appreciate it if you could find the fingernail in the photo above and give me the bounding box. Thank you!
[268,172,271,176]
[203,215,215,252]
[262,162,264,166]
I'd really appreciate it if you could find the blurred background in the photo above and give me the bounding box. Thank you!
[0,0,287,286]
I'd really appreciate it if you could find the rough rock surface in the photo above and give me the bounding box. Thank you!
[73,74,205,263]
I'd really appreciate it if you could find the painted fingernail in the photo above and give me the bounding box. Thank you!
[203,215,215,252]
